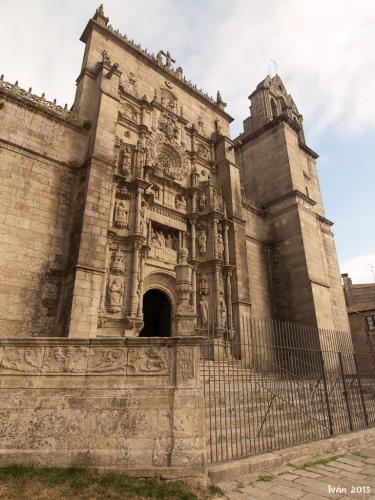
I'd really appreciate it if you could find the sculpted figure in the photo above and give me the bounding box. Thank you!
[108,278,124,312]
[217,232,224,259]
[200,274,208,295]
[198,230,207,256]
[199,296,209,326]
[200,191,207,209]
[219,298,227,329]
[114,200,128,228]
[121,145,131,175]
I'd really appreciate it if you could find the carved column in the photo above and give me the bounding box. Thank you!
[190,221,197,315]
[129,240,141,316]
[137,247,147,317]
[134,188,142,234]
[226,269,233,330]
[99,242,111,312]
[212,217,218,260]
[224,221,230,265]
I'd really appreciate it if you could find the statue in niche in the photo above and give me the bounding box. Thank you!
[219,298,227,329]
[107,277,124,312]
[198,230,207,256]
[200,274,208,295]
[199,296,209,326]
[217,232,224,259]
[120,145,131,176]
[218,273,224,293]
[165,233,174,249]
[175,195,186,210]
[114,200,128,228]
[153,185,161,201]
[199,191,207,209]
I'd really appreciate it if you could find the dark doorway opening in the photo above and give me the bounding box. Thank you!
[139,289,171,337]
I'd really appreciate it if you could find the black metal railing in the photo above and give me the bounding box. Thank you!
[201,317,375,464]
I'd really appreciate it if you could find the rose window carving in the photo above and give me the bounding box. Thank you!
[156,153,173,176]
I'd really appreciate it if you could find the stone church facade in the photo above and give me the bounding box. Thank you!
[0,5,353,480]
[0,5,349,343]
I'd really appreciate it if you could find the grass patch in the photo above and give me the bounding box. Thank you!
[0,464,201,499]
[208,484,224,496]
[297,454,344,470]
[258,474,273,482]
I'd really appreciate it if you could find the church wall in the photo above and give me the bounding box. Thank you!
[236,125,292,206]
[0,98,88,337]
[0,337,207,485]
[243,207,272,318]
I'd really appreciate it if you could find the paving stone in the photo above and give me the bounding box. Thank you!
[337,456,366,468]
[269,483,304,498]
[326,461,362,473]
[279,473,300,481]
[294,469,321,479]
[293,476,340,498]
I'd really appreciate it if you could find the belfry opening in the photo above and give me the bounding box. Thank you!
[139,289,171,337]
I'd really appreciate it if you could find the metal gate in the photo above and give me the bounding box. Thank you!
[201,317,375,464]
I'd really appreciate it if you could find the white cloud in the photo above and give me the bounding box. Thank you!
[1,1,375,138]
[340,253,375,284]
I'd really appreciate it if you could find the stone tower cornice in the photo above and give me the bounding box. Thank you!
[80,7,233,123]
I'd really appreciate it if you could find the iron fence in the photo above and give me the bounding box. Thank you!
[201,317,375,464]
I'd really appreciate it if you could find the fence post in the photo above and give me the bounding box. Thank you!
[353,353,369,427]
[338,352,353,431]
[319,352,334,436]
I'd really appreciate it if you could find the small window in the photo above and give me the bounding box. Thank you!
[280,97,287,112]
[366,316,375,331]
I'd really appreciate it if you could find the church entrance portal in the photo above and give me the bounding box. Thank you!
[139,289,171,337]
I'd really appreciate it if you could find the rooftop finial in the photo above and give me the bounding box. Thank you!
[93,3,108,26]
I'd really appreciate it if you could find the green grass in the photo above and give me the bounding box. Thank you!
[0,464,202,499]
[258,474,273,482]
[208,484,224,496]
[296,454,344,470]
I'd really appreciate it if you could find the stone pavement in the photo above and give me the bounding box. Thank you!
[215,440,375,499]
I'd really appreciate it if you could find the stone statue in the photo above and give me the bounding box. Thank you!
[110,250,126,274]
[198,230,207,256]
[200,274,208,295]
[218,273,224,293]
[156,51,163,65]
[217,232,224,259]
[108,278,124,312]
[199,296,208,326]
[219,298,227,329]
[120,145,131,175]
[114,200,128,228]
[200,191,207,209]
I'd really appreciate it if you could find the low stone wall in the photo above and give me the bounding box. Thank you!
[0,337,207,484]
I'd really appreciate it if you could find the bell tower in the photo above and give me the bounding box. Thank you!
[235,75,349,335]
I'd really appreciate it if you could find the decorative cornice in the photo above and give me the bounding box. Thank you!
[0,76,89,130]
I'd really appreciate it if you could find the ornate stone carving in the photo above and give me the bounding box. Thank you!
[43,346,67,372]
[120,72,138,98]
[175,194,186,210]
[114,200,129,228]
[158,111,178,140]
[218,273,224,294]
[199,274,208,295]
[88,347,125,373]
[110,250,126,274]
[121,103,137,123]
[217,232,224,259]
[107,277,124,313]
[0,346,43,373]
[199,296,208,326]
[197,143,209,159]
[177,349,195,380]
[199,191,207,209]
[198,230,207,256]
[128,347,169,374]
[219,297,227,329]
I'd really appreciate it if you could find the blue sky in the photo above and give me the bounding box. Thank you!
[0,0,374,282]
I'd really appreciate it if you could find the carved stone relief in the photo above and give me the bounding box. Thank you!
[0,346,43,373]
[88,347,126,373]
[177,349,195,380]
[198,230,207,256]
[128,347,169,375]
[114,200,129,229]
[219,297,227,329]
[149,223,178,261]
[199,274,208,295]
[175,194,186,210]
[217,232,224,260]
[110,250,126,275]
[197,143,209,160]
[120,72,138,98]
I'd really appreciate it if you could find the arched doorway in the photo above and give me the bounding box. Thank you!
[139,289,171,337]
